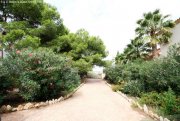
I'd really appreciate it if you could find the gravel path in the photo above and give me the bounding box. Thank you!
[2,79,153,121]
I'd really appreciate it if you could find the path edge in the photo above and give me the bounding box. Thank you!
[104,80,171,121]
[0,82,84,114]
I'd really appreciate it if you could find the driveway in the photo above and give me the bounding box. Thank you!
[2,79,153,121]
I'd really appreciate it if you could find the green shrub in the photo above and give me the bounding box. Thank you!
[139,91,161,107]
[1,48,80,101]
[122,62,141,81]
[122,81,144,96]
[111,85,122,92]
[0,61,13,104]
[20,75,40,101]
[139,89,180,116]
[104,65,124,84]
[161,88,179,115]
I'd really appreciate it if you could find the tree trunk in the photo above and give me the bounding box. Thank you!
[152,44,158,58]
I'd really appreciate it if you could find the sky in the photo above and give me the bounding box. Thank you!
[44,0,179,60]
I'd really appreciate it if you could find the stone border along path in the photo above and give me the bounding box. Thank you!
[105,81,171,121]
[2,79,154,121]
[0,83,84,114]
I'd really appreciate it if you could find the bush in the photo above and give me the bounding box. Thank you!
[20,76,40,101]
[161,88,179,115]
[122,61,141,81]
[104,65,124,84]
[139,91,161,107]
[0,61,13,104]
[122,81,144,96]
[111,85,123,92]
[1,48,80,101]
[139,89,180,116]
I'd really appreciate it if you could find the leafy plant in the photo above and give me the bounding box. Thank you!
[111,85,122,92]
[0,48,80,101]
[161,88,179,115]
[122,81,144,96]
[139,91,161,107]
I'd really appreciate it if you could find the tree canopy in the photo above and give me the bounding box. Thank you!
[115,9,175,64]
[0,0,107,76]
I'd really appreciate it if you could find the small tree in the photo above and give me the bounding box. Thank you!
[135,9,175,57]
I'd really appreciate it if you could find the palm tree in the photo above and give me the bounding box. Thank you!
[115,37,151,64]
[135,9,175,57]
[115,52,127,64]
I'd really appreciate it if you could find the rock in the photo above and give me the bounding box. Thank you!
[40,102,46,107]
[6,105,12,111]
[35,103,40,108]
[148,111,154,118]
[17,105,24,111]
[55,99,58,103]
[49,101,52,105]
[136,102,143,110]
[128,99,132,103]
[51,99,54,104]
[12,108,17,112]
[57,96,64,102]
[60,96,64,100]
[52,100,55,104]
[143,104,148,114]
[164,118,170,121]
[24,103,34,110]
[153,114,159,120]
[159,116,163,121]
[0,105,7,113]
[46,101,49,105]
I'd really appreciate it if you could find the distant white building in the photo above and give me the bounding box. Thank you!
[160,18,180,56]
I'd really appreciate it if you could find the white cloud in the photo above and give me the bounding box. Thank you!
[44,0,180,60]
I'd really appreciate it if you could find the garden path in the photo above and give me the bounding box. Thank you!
[2,79,153,121]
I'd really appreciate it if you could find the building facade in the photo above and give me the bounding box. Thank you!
[160,19,180,56]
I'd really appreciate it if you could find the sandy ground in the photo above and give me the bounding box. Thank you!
[2,79,153,121]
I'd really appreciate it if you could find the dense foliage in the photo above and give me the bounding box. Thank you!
[0,0,107,103]
[0,48,80,101]
[104,10,178,118]
[115,9,175,64]
[50,29,107,77]
[104,44,180,116]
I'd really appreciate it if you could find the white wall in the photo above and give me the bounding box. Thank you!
[160,23,180,56]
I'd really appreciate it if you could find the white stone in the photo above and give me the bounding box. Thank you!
[128,99,132,103]
[49,101,52,105]
[148,111,154,118]
[51,100,54,104]
[17,105,24,111]
[0,105,7,113]
[40,102,46,107]
[159,116,163,121]
[35,103,40,108]
[6,105,12,111]
[24,103,34,110]
[12,108,17,112]
[153,114,159,120]
[57,96,64,101]
[164,118,170,121]
[136,102,143,110]
[46,101,49,104]
[143,104,148,114]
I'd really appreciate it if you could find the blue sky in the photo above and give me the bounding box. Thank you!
[44,0,179,60]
